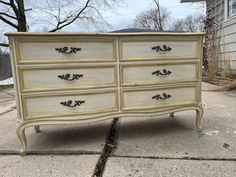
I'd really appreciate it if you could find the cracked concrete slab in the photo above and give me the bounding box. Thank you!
[0,110,111,154]
[103,157,236,177]
[0,155,99,177]
[114,83,236,159]
[0,100,16,116]
[0,88,15,102]
[0,88,15,115]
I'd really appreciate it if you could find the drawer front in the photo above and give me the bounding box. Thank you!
[122,86,197,111]
[19,65,117,92]
[23,90,118,119]
[120,38,199,61]
[121,62,198,86]
[15,38,116,63]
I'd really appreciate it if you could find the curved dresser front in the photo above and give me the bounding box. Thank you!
[6,32,205,155]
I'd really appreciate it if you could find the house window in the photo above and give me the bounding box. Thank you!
[227,0,236,18]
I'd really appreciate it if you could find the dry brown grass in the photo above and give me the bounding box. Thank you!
[203,17,236,91]
[203,76,236,91]
[215,80,236,91]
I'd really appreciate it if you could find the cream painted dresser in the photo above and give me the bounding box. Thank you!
[6,32,205,155]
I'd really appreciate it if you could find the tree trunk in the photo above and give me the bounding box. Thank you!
[17,17,27,31]
[16,0,27,31]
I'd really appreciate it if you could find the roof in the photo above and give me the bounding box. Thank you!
[110,28,184,33]
[180,0,205,3]
[111,28,161,33]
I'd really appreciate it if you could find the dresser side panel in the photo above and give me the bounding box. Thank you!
[8,37,23,120]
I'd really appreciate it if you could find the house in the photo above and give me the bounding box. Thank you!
[181,0,236,76]
[0,53,11,81]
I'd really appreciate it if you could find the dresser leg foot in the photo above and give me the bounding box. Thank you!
[16,125,27,156]
[34,125,41,133]
[196,107,204,132]
[20,148,26,156]
[169,113,175,117]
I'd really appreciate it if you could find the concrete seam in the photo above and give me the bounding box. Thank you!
[0,90,15,97]
[110,154,236,162]
[0,106,16,116]
[92,118,119,177]
[0,151,102,156]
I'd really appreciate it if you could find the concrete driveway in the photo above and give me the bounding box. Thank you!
[0,83,235,177]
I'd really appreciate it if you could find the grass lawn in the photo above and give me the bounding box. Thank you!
[0,84,13,91]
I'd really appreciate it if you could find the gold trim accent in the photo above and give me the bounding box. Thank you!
[8,39,13,50]
[18,64,117,93]
[119,36,202,61]
[121,85,198,111]
[8,38,23,119]
[197,36,204,103]
[120,61,199,87]
[15,38,117,64]
[22,90,119,120]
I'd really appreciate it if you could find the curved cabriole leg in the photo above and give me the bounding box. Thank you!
[16,124,27,156]
[169,113,175,117]
[195,106,204,132]
[34,125,41,133]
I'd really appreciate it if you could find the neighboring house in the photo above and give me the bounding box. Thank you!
[0,53,12,81]
[181,0,236,76]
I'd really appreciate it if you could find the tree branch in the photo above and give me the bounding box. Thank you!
[153,0,163,31]
[0,15,18,29]
[0,43,9,47]
[24,8,32,12]
[0,12,17,19]
[9,0,19,17]
[0,0,11,6]
[49,0,91,32]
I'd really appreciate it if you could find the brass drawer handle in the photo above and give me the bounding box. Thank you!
[60,100,85,107]
[152,45,172,52]
[152,93,171,100]
[55,47,81,54]
[58,73,83,81]
[152,69,172,76]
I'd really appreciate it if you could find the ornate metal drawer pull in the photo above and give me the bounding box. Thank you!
[152,93,171,100]
[58,73,83,81]
[55,47,81,54]
[60,100,85,107]
[152,45,172,52]
[152,69,172,76]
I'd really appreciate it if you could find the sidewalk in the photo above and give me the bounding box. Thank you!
[0,83,235,177]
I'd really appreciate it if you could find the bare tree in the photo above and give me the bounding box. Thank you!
[172,14,206,32]
[133,0,170,31]
[0,0,122,47]
[0,0,27,32]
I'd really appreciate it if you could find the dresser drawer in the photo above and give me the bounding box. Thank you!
[121,62,198,86]
[122,86,197,111]
[120,37,199,61]
[22,90,118,120]
[15,38,116,63]
[19,65,117,92]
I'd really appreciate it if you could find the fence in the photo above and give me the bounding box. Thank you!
[0,53,12,81]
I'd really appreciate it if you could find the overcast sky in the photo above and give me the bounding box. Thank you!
[0,0,206,35]
[105,0,206,31]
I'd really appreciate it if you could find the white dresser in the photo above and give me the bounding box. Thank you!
[6,32,205,155]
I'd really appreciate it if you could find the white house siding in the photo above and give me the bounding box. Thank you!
[206,0,236,75]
